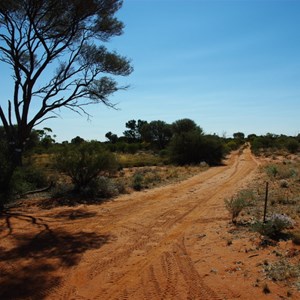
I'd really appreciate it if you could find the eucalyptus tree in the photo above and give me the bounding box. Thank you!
[0,0,132,207]
[0,0,132,167]
[140,120,172,149]
[123,119,147,142]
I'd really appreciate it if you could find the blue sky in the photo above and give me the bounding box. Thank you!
[2,0,300,141]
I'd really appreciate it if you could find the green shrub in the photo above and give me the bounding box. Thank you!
[224,191,252,224]
[225,140,239,151]
[124,143,140,154]
[237,189,255,204]
[265,164,297,180]
[277,166,297,180]
[113,179,127,194]
[11,165,49,195]
[266,165,278,178]
[168,131,224,165]
[286,139,299,154]
[50,183,73,198]
[132,172,144,191]
[89,176,119,198]
[55,142,118,194]
[50,176,124,200]
[264,259,300,281]
[144,170,162,187]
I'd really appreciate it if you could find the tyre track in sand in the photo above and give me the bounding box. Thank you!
[45,147,258,300]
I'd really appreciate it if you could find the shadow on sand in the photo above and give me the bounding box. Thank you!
[0,209,110,299]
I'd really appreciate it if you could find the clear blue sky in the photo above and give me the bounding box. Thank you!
[2,0,300,141]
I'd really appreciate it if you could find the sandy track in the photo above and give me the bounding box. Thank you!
[0,148,259,300]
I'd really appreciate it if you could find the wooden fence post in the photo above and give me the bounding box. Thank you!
[263,182,269,223]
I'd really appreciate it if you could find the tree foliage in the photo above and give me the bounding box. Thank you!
[140,120,172,149]
[105,131,118,144]
[233,132,245,140]
[171,118,200,135]
[168,120,224,166]
[168,130,204,165]
[123,119,147,142]
[249,133,299,154]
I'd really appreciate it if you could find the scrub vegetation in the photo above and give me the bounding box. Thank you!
[224,147,300,292]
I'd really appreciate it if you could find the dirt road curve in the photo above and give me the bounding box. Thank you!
[0,148,260,300]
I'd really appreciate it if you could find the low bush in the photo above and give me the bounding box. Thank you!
[132,172,144,191]
[264,259,300,281]
[266,165,278,178]
[224,190,253,224]
[90,176,119,198]
[55,142,118,194]
[11,165,49,196]
[279,179,289,188]
[266,164,297,180]
[143,170,162,187]
[252,213,294,239]
[50,176,125,202]
[286,139,299,154]
[50,183,73,199]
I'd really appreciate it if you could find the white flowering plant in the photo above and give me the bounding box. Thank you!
[252,213,294,239]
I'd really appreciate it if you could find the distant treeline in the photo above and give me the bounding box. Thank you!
[247,133,300,155]
[1,118,243,166]
[1,120,299,203]
[2,119,299,165]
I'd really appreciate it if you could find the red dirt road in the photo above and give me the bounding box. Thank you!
[2,148,278,300]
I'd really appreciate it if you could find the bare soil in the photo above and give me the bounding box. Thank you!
[1,147,299,299]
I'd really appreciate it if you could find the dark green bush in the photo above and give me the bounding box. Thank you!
[0,141,13,205]
[132,172,144,191]
[265,165,278,178]
[168,130,204,165]
[252,214,294,239]
[0,139,50,205]
[11,165,49,195]
[55,141,118,194]
[225,140,239,151]
[51,177,126,200]
[201,135,225,165]
[168,131,224,165]
[286,139,299,154]
[85,176,119,198]
[124,143,140,154]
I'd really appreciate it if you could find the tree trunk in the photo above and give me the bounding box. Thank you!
[0,143,19,210]
[11,146,23,167]
[0,169,14,211]
[0,201,4,214]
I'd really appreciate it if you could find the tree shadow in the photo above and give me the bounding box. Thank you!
[0,210,110,299]
[0,263,60,300]
[51,208,98,220]
[38,194,112,209]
